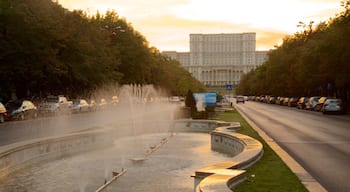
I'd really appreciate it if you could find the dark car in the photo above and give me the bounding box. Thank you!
[5,100,38,120]
[305,96,321,110]
[322,98,346,114]
[297,97,309,109]
[0,102,7,123]
[314,97,328,111]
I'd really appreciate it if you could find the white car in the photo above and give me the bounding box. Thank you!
[169,96,180,102]
[236,96,245,104]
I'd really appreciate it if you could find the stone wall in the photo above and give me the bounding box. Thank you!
[194,124,263,192]
[0,130,113,177]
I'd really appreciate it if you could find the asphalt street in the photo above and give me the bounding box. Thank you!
[234,100,350,192]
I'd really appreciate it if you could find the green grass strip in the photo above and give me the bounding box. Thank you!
[211,109,308,192]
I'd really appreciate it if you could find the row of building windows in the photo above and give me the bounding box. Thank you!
[203,81,240,86]
[191,43,255,52]
[190,33,256,42]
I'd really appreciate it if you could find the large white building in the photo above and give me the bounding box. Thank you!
[163,33,269,89]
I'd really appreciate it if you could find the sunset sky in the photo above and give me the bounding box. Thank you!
[59,0,344,51]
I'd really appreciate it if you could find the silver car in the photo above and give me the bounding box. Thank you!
[322,98,345,114]
[71,99,90,113]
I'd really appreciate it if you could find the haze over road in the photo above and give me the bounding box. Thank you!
[0,102,176,147]
[234,100,350,192]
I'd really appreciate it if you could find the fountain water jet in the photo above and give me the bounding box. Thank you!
[0,84,188,192]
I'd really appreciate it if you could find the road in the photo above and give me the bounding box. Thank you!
[234,100,350,192]
[0,102,176,147]
[0,110,119,146]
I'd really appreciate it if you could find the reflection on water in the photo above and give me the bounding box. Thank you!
[0,133,233,192]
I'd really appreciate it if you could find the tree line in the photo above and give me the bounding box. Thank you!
[0,0,205,101]
[237,1,350,101]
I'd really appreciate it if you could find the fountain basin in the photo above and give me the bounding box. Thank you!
[0,119,263,192]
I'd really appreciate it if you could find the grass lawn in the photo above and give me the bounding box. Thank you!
[211,109,308,192]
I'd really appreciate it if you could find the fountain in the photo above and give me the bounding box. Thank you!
[0,84,263,192]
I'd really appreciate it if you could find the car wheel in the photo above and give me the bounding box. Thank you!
[0,114,4,123]
[55,108,61,116]
[19,112,25,120]
[33,111,38,119]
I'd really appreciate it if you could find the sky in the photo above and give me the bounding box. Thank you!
[58,0,344,51]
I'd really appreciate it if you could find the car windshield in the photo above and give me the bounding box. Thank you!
[5,101,21,110]
[46,97,58,102]
[328,99,341,104]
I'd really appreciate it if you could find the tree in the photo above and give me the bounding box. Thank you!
[237,1,350,102]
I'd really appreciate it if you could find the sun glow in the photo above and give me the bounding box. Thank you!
[58,0,344,51]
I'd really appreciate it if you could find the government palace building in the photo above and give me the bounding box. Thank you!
[163,33,269,93]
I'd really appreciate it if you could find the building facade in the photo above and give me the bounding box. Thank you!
[163,33,269,91]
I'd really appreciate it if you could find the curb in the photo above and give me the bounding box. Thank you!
[234,104,327,192]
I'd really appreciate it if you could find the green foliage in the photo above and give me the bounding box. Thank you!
[0,0,204,99]
[237,1,350,100]
[185,90,196,110]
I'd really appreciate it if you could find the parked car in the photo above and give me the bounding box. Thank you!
[0,102,7,123]
[259,95,266,102]
[305,96,321,110]
[297,97,309,109]
[111,96,119,106]
[255,96,260,102]
[268,96,276,104]
[288,97,299,107]
[243,96,249,101]
[71,99,90,113]
[276,97,284,105]
[322,98,346,114]
[5,100,38,120]
[88,99,97,112]
[236,96,245,104]
[39,95,71,115]
[170,96,180,102]
[98,98,108,110]
[314,97,328,111]
[282,97,290,106]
